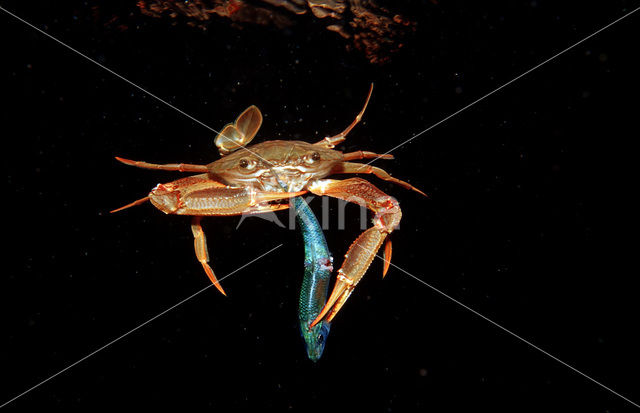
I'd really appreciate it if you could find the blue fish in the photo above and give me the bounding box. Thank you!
[293,196,333,362]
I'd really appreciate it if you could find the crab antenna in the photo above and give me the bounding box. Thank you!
[110,196,150,213]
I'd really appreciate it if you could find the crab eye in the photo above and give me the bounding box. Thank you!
[238,159,256,170]
[305,152,321,164]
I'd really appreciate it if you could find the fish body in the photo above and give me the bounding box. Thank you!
[294,196,333,362]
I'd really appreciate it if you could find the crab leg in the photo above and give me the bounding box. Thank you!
[110,196,150,213]
[382,238,392,278]
[332,162,427,196]
[342,151,394,161]
[315,84,374,149]
[112,173,304,216]
[115,157,209,173]
[112,173,303,215]
[191,216,226,296]
[307,178,402,326]
[113,173,304,294]
[178,184,301,293]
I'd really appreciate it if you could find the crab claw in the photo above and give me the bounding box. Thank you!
[310,227,386,327]
[382,238,392,278]
[310,272,355,327]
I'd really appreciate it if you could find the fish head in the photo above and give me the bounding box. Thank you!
[301,320,331,362]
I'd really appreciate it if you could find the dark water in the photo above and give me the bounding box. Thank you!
[2,1,639,411]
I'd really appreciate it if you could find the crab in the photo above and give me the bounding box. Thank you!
[112,85,426,326]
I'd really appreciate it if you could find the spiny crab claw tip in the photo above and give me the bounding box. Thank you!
[309,315,322,328]
[310,306,331,327]
[213,282,228,296]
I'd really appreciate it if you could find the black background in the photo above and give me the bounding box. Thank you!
[1,1,639,411]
